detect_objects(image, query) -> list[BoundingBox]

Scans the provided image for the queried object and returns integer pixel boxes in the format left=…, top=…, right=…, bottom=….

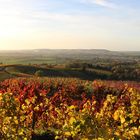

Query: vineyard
left=0, top=78, right=139, bottom=140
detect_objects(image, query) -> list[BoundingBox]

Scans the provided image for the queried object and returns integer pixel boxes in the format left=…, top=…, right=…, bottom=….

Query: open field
left=0, top=49, right=140, bottom=64
left=0, top=49, right=140, bottom=82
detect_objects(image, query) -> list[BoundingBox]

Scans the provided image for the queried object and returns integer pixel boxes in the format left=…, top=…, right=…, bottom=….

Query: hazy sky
left=0, top=0, right=140, bottom=51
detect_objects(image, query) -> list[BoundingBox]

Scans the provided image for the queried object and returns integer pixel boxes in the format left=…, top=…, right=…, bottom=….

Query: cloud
left=81, top=0, right=117, bottom=9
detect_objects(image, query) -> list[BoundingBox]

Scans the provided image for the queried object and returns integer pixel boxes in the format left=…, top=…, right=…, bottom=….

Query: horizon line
left=0, top=48, right=140, bottom=52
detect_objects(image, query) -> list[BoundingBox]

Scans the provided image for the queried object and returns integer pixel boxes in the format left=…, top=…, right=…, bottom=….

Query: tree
left=34, top=70, right=44, bottom=77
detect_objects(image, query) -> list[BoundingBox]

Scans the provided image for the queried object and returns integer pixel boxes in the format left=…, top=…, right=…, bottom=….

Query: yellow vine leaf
left=69, top=117, right=76, bottom=124
left=113, top=111, right=119, bottom=121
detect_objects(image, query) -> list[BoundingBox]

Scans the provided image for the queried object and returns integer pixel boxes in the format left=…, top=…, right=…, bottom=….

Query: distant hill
left=1, top=49, right=140, bottom=56
left=1, top=49, right=140, bottom=55
left=0, top=49, right=139, bottom=65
